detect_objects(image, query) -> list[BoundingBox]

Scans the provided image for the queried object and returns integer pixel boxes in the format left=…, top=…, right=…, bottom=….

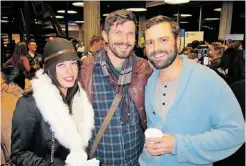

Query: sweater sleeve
left=173, top=84, right=245, bottom=165
left=11, top=97, right=52, bottom=166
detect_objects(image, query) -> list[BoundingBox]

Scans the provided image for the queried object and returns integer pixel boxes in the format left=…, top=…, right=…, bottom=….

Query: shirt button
left=163, top=93, right=166, bottom=96
left=162, top=102, right=165, bottom=105
left=153, top=111, right=156, bottom=115
left=164, top=85, right=167, bottom=88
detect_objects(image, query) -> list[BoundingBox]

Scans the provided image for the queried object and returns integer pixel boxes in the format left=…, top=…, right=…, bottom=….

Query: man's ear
left=102, top=30, right=108, bottom=43
left=176, top=35, right=181, bottom=49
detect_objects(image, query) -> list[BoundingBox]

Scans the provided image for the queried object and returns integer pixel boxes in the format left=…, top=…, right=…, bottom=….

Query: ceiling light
left=204, top=18, right=220, bottom=21
left=56, top=15, right=64, bottom=19
left=2, top=17, right=8, bottom=19
left=126, top=8, right=147, bottom=12
left=103, top=13, right=109, bottom=17
left=1, top=20, right=8, bottom=23
left=72, top=2, right=84, bottom=7
left=75, top=21, right=84, bottom=24
left=180, top=21, right=189, bottom=23
left=68, top=23, right=77, bottom=25
left=68, top=10, right=77, bottom=14
left=35, top=21, right=41, bottom=24
left=68, top=21, right=77, bottom=25
left=173, top=14, right=192, bottom=17
left=213, top=8, right=221, bottom=12
left=57, top=10, right=65, bottom=13
left=57, top=10, right=77, bottom=14
left=165, top=0, right=190, bottom=4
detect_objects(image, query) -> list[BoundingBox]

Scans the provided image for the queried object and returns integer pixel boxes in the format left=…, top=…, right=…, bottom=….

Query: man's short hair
left=144, top=15, right=180, bottom=39
left=191, top=40, right=200, bottom=49
left=104, top=9, right=137, bottom=33
left=1, top=66, right=26, bottom=89
left=28, top=38, right=36, bottom=44
left=90, top=36, right=103, bottom=47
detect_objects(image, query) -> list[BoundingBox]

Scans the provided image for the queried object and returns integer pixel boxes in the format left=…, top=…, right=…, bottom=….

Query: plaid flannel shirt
left=87, top=52, right=143, bottom=166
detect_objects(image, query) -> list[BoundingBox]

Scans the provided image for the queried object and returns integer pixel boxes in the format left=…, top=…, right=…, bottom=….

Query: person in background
left=1, top=66, right=31, bottom=165
left=48, top=36, right=55, bottom=41
left=77, top=41, right=85, bottom=58
left=11, top=38, right=95, bottom=166
left=139, top=15, right=244, bottom=166
left=79, top=9, right=153, bottom=166
left=205, top=40, right=210, bottom=47
left=186, top=53, right=198, bottom=62
left=133, top=44, right=147, bottom=59
left=190, top=40, right=199, bottom=54
left=3, top=42, right=38, bottom=78
left=82, top=36, right=104, bottom=58
left=27, top=39, right=43, bottom=69
left=208, top=42, right=227, bottom=81
left=182, top=47, right=191, bottom=56
left=221, top=47, right=245, bottom=84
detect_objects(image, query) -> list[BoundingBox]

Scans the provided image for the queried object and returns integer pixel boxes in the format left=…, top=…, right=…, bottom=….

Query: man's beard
left=147, top=43, right=178, bottom=69
left=108, top=41, right=134, bottom=59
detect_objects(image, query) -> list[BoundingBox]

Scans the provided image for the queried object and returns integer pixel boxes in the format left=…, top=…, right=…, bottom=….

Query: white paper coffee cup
left=144, top=128, right=163, bottom=143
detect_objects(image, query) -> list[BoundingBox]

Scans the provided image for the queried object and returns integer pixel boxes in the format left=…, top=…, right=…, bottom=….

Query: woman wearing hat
left=11, top=38, right=97, bottom=166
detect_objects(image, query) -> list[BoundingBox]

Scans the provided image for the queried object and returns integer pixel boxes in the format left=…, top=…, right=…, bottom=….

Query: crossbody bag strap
left=89, top=94, right=122, bottom=159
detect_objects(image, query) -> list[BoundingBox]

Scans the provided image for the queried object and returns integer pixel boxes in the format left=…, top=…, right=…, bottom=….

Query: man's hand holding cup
left=144, top=128, right=175, bottom=156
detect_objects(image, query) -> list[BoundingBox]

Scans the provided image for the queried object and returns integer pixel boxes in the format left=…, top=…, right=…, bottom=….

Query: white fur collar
left=31, top=69, right=94, bottom=164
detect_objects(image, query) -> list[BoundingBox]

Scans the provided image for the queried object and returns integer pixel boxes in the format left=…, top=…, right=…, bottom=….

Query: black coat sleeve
left=10, top=97, right=60, bottom=166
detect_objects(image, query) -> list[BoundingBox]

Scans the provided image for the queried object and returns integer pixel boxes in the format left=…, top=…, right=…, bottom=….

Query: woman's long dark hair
left=1, top=66, right=26, bottom=89
left=221, top=47, right=245, bottom=84
left=46, top=61, right=81, bottom=114
left=12, top=42, right=28, bottom=63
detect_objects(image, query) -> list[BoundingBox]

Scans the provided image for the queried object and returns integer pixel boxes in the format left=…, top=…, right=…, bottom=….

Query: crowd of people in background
left=1, top=9, right=245, bottom=166
left=182, top=39, right=245, bottom=85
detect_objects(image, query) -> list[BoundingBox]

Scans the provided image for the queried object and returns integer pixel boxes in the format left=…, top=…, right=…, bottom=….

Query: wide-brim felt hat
left=43, top=37, right=80, bottom=72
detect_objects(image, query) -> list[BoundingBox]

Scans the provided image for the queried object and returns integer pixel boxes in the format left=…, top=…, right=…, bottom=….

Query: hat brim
left=44, top=52, right=80, bottom=73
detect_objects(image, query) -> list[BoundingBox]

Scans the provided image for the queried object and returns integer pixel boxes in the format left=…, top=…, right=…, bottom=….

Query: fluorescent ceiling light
left=68, top=10, right=77, bottom=14
left=180, top=21, right=189, bottom=23
left=72, top=2, right=84, bottom=7
left=204, top=18, right=220, bottom=21
left=75, top=21, right=84, bottom=24
left=56, top=15, right=64, bottom=19
left=103, top=13, right=109, bottom=17
left=165, top=0, right=190, bottom=4
left=126, top=8, right=147, bottom=12
left=2, top=17, right=8, bottom=19
left=68, top=23, right=77, bottom=25
left=1, top=20, right=8, bottom=23
left=173, top=14, right=192, bottom=17
left=57, top=10, right=77, bottom=14
left=213, top=8, right=221, bottom=12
